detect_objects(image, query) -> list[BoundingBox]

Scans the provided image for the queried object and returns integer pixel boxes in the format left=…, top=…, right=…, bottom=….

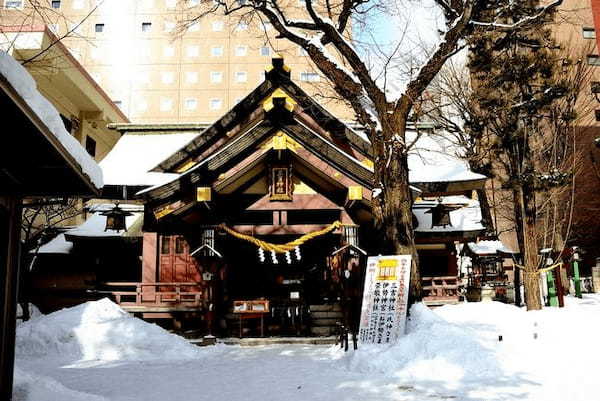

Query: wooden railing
left=96, top=282, right=204, bottom=309
left=421, top=276, right=461, bottom=302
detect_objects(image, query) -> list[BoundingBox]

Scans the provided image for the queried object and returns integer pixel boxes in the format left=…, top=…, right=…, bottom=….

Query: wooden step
left=311, top=318, right=340, bottom=327
left=310, top=311, right=343, bottom=319
left=309, top=304, right=342, bottom=312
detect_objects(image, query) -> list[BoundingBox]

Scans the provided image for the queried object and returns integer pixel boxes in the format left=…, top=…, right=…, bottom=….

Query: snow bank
left=13, top=367, right=108, bottom=401
left=341, top=303, right=502, bottom=387
left=16, top=298, right=202, bottom=362
left=0, top=51, right=102, bottom=188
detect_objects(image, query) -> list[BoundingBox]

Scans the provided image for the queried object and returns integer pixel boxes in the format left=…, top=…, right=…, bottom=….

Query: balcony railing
left=421, top=276, right=461, bottom=304
left=96, top=282, right=204, bottom=312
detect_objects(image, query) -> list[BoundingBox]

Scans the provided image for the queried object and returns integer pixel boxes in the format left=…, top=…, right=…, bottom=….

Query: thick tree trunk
left=520, top=185, right=543, bottom=311
left=371, top=117, right=421, bottom=304
left=468, top=162, right=495, bottom=233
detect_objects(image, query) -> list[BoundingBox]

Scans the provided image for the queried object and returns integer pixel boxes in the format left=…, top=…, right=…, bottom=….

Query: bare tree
left=178, top=0, right=561, bottom=301
left=425, top=36, right=594, bottom=309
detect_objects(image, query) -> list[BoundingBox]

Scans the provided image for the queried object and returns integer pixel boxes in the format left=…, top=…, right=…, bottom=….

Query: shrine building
left=34, top=57, right=490, bottom=337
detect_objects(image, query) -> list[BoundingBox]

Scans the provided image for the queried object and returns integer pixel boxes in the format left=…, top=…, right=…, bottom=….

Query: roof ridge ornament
left=265, top=55, right=291, bottom=81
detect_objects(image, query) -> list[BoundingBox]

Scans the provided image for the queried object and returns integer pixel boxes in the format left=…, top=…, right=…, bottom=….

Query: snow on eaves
left=0, top=51, right=103, bottom=189
left=99, top=132, right=199, bottom=187
left=467, top=240, right=515, bottom=256
left=408, top=132, right=486, bottom=183
left=36, top=204, right=143, bottom=254
left=413, top=195, right=484, bottom=233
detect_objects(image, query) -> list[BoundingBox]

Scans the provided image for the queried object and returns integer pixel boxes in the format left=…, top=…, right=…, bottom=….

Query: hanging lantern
left=100, top=202, right=133, bottom=232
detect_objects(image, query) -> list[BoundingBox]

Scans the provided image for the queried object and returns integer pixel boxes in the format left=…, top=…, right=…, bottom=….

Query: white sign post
left=358, top=255, right=411, bottom=344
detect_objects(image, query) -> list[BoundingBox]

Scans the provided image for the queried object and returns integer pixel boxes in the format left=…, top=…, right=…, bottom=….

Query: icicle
left=258, top=247, right=265, bottom=262
left=285, top=251, right=292, bottom=264
left=294, top=246, right=301, bottom=261
left=271, top=250, right=278, bottom=264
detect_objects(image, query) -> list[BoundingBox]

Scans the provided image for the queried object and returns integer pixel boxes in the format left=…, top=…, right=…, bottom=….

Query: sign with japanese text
left=358, top=255, right=411, bottom=344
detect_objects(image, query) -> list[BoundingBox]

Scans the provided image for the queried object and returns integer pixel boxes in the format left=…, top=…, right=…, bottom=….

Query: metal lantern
left=100, top=203, right=133, bottom=232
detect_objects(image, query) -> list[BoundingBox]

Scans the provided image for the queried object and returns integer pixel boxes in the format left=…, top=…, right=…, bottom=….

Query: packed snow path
left=14, top=296, right=600, bottom=401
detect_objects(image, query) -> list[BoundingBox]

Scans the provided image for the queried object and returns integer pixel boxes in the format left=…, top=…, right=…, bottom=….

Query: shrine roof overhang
left=150, top=57, right=372, bottom=175
left=137, top=119, right=376, bottom=203
left=415, top=229, right=484, bottom=242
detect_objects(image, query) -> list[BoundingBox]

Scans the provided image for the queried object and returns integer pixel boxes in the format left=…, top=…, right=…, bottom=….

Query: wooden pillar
left=141, top=232, right=158, bottom=302
left=0, top=196, right=22, bottom=401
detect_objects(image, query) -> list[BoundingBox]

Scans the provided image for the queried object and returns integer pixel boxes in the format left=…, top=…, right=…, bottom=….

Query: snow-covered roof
left=413, top=195, right=484, bottom=233
left=0, top=51, right=103, bottom=188
left=347, top=127, right=486, bottom=184
left=99, top=132, right=199, bottom=187
left=36, top=234, right=73, bottom=254
left=467, top=240, right=515, bottom=256
left=408, top=133, right=486, bottom=183
left=36, top=204, right=143, bottom=254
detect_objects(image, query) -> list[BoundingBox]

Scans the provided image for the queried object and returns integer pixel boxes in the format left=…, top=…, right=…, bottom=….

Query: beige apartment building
left=1, top=0, right=351, bottom=123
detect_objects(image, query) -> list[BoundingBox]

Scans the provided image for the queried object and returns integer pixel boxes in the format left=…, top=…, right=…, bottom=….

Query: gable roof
left=152, top=57, right=371, bottom=175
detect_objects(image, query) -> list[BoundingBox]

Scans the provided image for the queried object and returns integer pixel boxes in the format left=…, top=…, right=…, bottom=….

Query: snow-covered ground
left=13, top=296, right=600, bottom=401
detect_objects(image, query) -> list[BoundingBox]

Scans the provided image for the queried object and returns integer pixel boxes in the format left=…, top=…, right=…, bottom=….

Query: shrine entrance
left=219, top=233, right=345, bottom=337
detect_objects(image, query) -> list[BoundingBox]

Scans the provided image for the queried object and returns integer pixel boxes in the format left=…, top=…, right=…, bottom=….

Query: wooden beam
left=0, top=196, right=22, bottom=401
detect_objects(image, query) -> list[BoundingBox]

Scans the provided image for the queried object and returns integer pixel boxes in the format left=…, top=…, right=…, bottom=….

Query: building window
left=211, top=46, right=223, bottom=57
left=85, top=136, right=97, bottom=158
left=210, top=71, right=223, bottom=83
left=166, top=0, right=176, bottom=8
left=260, top=46, right=271, bottom=56
left=161, top=236, right=170, bottom=254
left=212, top=21, right=224, bottom=31
left=185, top=98, right=198, bottom=110
left=160, top=97, right=173, bottom=111
left=235, top=97, right=243, bottom=104
left=48, top=24, right=59, bottom=34
left=137, top=71, right=150, bottom=85
left=141, top=22, right=152, bottom=32
left=175, top=237, right=185, bottom=254
left=262, top=22, right=272, bottom=31
left=188, top=0, right=199, bottom=6
left=238, top=0, right=247, bottom=5
left=587, top=55, right=600, bottom=66
left=235, top=22, right=248, bottom=32
left=91, top=72, right=101, bottom=83
left=210, top=98, right=222, bottom=110
left=90, top=47, right=100, bottom=60
left=186, top=45, right=199, bottom=57
left=298, top=46, right=308, bottom=56
left=95, top=23, right=104, bottom=33
left=188, top=21, right=200, bottom=32
left=235, top=45, right=247, bottom=56
left=4, top=0, right=23, bottom=7
left=72, top=0, right=83, bottom=9
left=69, top=23, right=84, bottom=36
left=163, top=46, right=175, bottom=57
left=136, top=99, right=148, bottom=112
left=164, top=21, right=175, bottom=32
left=300, top=72, right=320, bottom=82
left=51, top=0, right=61, bottom=9
left=161, top=71, right=174, bottom=84
left=113, top=100, right=123, bottom=109
left=235, top=71, right=247, bottom=83
left=583, top=27, right=596, bottom=39
left=259, top=71, right=266, bottom=81
left=186, top=71, right=198, bottom=84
